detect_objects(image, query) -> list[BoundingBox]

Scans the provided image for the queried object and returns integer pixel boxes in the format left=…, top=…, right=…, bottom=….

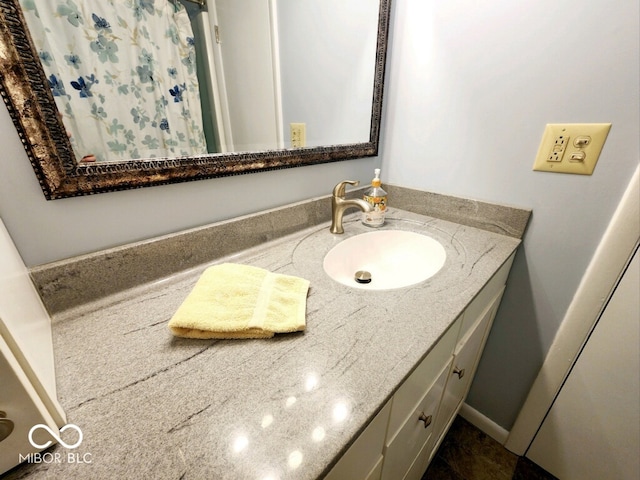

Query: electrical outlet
left=548, top=133, right=569, bottom=162
left=533, top=123, right=611, bottom=175
left=290, top=123, right=306, bottom=148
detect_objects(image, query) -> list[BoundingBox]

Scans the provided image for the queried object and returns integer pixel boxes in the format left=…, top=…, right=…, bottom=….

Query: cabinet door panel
left=458, top=253, right=514, bottom=342
left=381, top=362, right=449, bottom=480
left=388, top=315, right=460, bottom=440
left=430, top=289, right=502, bottom=452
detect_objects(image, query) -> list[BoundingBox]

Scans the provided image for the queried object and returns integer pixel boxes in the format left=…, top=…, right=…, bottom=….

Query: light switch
left=532, top=123, right=611, bottom=175
left=290, top=123, right=306, bottom=148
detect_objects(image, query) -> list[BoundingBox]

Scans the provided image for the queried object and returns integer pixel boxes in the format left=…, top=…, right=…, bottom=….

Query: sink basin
left=323, top=230, right=446, bottom=290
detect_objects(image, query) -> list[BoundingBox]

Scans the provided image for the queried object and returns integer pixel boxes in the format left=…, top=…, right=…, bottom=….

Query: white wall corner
left=459, top=402, right=509, bottom=445
left=504, top=164, right=640, bottom=456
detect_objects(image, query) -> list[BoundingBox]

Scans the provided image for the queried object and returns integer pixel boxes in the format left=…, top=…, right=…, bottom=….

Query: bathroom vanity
left=326, top=247, right=513, bottom=480
left=6, top=198, right=526, bottom=480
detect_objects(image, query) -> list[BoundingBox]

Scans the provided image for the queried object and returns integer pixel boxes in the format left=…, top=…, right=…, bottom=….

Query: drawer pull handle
left=453, top=367, right=465, bottom=379
left=418, top=413, right=432, bottom=428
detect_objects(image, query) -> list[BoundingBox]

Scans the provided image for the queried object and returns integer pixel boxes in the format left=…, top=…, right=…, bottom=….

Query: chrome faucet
left=330, top=180, right=373, bottom=234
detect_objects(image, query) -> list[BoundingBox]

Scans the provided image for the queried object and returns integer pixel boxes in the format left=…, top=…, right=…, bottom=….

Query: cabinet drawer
left=381, top=361, right=450, bottom=480
left=458, top=252, right=514, bottom=343
left=387, top=314, right=461, bottom=439
left=325, top=399, right=391, bottom=480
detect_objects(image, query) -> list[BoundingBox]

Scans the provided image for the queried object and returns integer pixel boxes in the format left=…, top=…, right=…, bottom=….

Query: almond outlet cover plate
left=290, top=123, right=306, bottom=148
left=533, top=123, right=611, bottom=175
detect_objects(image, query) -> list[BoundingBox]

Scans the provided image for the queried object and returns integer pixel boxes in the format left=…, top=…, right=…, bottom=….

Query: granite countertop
left=8, top=208, right=520, bottom=480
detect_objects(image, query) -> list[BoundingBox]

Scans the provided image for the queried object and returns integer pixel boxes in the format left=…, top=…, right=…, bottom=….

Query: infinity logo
left=28, top=424, right=83, bottom=450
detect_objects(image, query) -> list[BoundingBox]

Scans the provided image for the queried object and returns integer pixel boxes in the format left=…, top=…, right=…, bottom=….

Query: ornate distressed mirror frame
left=0, top=0, right=390, bottom=199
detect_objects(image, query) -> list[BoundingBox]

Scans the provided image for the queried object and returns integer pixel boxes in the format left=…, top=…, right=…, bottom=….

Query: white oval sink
left=323, top=230, right=446, bottom=290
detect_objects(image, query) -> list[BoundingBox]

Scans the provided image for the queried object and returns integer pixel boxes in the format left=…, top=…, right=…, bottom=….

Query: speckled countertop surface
left=7, top=208, right=520, bottom=480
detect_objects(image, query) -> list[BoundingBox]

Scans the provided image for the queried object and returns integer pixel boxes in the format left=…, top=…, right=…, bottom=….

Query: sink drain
left=354, top=270, right=372, bottom=284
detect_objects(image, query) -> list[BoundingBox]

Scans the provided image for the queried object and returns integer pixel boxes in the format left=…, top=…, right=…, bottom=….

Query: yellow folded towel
left=168, top=263, right=310, bottom=339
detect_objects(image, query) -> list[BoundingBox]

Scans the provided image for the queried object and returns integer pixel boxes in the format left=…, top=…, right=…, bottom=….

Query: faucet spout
left=330, top=180, right=373, bottom=234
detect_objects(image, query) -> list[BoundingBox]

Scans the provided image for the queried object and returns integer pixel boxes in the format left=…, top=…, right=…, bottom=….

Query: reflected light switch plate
left=290, top=123, right=306, bottom=148
left=532, top=123, right=611, bottom=175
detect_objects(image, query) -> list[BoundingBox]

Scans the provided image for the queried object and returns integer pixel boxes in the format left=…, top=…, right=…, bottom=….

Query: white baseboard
left=459, top=403, right=509, bottom=445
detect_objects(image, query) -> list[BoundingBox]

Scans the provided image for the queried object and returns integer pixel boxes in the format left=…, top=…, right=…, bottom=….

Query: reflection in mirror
left=0, top=0, right=390, bottom=198
left=20, top=0, right=208, bottom=163
left=192, top=0, right=381, bottom=154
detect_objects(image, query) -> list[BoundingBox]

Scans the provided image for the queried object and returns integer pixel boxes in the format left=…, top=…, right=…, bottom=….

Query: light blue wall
left=381, top=0, right=639, bottom=428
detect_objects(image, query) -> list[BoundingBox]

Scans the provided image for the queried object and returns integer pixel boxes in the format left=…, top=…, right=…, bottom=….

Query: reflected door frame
left=208, top=0, right=283, bottom=152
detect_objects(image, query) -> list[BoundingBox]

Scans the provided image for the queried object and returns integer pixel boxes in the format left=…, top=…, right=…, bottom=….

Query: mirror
left=0, top=0, right=390, bottom=199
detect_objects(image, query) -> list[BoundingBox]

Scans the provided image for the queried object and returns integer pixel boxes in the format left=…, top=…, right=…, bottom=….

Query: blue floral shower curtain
left=20, top=0, right=207, bottom=162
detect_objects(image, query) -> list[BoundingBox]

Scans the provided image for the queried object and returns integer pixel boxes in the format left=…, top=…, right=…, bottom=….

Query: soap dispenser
left=362, top=168, right=387, bottom=227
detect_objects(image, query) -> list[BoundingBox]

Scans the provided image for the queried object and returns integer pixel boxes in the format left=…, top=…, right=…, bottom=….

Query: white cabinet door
left=527, top=248, right=639, bottom=480
left=430, top=289, right=503, bottom=453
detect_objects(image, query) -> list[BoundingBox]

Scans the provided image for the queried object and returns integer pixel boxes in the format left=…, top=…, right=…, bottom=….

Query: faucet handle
left=333, top=180, right=360, bottom=198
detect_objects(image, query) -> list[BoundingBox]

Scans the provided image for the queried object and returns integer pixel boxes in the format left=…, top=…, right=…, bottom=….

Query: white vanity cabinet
left=325, top=253, right=515, bottom=480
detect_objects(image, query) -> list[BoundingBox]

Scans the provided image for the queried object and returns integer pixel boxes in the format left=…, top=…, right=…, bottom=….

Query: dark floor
left=422, top=416, right=558, bottom=480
